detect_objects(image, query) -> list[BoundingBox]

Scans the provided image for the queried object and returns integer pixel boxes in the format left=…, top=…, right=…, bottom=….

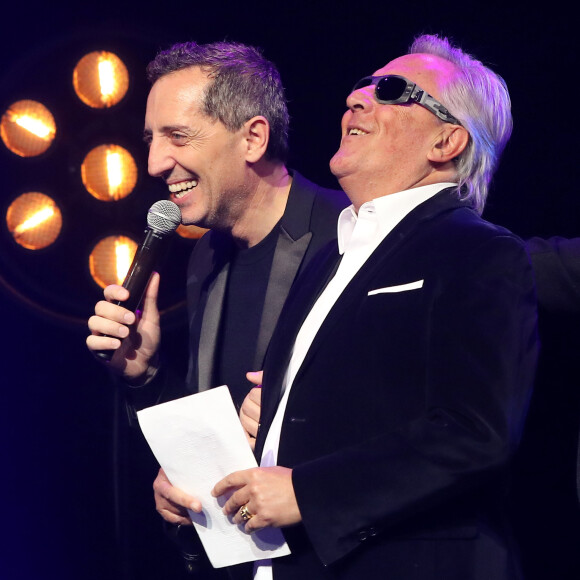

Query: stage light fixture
left=6, top=192, right=62, bottom=250
left=89, top=235, right=139, bottom=288
left=81, top=144, right=138, bottom=201
left=73, top=51, right=129, bottom=109
left=0, top=32, right=196, bottom=326
left=0, top=100, right=56, bottom=157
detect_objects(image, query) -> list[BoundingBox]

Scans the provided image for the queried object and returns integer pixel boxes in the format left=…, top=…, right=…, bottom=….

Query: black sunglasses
left=352, top=74, right=461, bottom=126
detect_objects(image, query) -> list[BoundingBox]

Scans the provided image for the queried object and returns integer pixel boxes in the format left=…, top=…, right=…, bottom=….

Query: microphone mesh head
left=147, top=200, right=182, bottom=234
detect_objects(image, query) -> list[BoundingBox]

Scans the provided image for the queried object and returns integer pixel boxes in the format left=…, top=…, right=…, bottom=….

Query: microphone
left=95, top=200, right=182, bottom=362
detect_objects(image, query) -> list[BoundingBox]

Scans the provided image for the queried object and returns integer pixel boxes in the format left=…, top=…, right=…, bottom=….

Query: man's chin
left=329, top=156, right=342, bottom=179
left=180, top=212, right=208, bottom=230
left=329, top=151, right=352, bottom=180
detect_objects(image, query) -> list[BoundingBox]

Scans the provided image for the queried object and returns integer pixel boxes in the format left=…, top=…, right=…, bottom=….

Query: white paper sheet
left=137, top=385, right=290, bottom=568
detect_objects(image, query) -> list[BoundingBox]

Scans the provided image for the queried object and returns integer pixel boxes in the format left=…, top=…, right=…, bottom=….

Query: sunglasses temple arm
left=418, top=91, right=459, bottom=124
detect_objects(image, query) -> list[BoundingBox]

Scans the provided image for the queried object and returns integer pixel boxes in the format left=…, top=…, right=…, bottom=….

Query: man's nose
left=147, top=138, right=174, bottom=178
left=346, top=84, right=374, bottom=112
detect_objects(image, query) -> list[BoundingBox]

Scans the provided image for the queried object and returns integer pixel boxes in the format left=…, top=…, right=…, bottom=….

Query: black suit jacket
left=183, top=171, right=348, bottom=395
left=255, top=190, right=538, bottom=580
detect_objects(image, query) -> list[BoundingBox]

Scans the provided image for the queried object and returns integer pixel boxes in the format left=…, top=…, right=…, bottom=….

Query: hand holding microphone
left=87, top=200, right=181, bottom=370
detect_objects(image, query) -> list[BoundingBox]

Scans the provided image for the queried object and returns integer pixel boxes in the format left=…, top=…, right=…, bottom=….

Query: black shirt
left=214, top=224, right=279, bottom=409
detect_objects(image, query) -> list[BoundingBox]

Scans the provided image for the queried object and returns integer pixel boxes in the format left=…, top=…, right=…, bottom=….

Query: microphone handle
left=94, top=228, right=167, bottom=362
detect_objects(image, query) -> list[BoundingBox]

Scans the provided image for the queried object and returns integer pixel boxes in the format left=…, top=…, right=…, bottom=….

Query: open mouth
left=348, top=127, right=369, bottom=136
left=168, top=179, right=198, bottom=199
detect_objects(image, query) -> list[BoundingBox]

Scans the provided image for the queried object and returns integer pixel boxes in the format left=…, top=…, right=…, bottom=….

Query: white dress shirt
left=253, top=182, right=456, bottom=579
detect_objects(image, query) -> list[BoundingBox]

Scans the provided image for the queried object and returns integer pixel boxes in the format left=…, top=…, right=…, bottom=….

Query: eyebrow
left=142, top=124, right=192, bottom=140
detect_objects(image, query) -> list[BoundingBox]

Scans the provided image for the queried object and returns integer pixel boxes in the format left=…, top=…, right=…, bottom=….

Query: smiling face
left=329, top=53, right=459, bottom=209
left=144, top=66, right=252, bottom=229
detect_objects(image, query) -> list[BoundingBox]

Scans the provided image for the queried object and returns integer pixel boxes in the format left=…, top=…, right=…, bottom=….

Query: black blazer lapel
left=256, top=241, right=341, bottom=458
left=251, top=171, right=325, bottom=370
left=253, top=227, right=312, bottom=370
left=197, top=261, right=229, bottom=392
left=185, top=231, right=234, bottom=394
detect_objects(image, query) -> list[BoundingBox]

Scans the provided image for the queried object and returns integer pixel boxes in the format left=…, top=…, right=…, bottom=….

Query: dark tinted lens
left=352, top=77, right=373, bottom=92
left=375, top=76, right=408, bottom=103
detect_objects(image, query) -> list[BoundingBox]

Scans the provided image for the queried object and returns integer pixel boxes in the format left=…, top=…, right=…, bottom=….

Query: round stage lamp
left=6, top=192, right=62, bottom=250
left=1, top=100, right=56, bottom=157
left=176, top=224, right=208, bottom=239
left=89, top=235, right=138, bottom=288
left=73, top=51, right=129, bottom=108
left=81, top=144, right=138, bottom=201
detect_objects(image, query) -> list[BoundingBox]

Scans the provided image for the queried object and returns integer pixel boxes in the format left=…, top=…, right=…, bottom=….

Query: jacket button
left=358, top=530, right=368, bottom=542
left=289, top=416, right=306, bottom=423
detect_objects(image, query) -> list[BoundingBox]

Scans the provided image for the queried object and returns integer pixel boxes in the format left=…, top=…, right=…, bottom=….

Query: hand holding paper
left=137, top=385, right=290, bottom=568
left=212, top=465, right=301, bottom=532
left=153, top=467, right=199, bottom=525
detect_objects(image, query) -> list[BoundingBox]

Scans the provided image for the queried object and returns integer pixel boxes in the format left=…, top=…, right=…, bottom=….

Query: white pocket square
left=368, top=280, right=424, bottom=295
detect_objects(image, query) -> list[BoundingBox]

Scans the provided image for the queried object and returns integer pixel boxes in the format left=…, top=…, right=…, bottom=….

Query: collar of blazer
left=279, top=170, right=320, bottom=241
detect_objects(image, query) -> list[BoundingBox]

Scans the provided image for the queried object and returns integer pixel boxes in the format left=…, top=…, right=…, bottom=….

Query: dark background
left=0, top=2, right=578, bottom=579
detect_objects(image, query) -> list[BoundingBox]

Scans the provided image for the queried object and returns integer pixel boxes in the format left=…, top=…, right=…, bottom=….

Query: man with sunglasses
left=204, top=34, right=538, bottom=579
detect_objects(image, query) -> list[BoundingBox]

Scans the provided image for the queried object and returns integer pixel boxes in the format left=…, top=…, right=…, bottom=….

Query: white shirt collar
left=337, top=183, right=457, bottom=255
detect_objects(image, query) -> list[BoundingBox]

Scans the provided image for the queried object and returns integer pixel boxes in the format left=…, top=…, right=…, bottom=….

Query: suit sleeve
left=291, top=235, right=538, bottom=565
left=526, top=236, right=580, bottom=312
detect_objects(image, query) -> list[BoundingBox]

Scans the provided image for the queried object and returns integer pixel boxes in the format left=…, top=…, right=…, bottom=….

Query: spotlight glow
left=14, top=206, right=55, bottom=234
left=1, top=100, right=56, bottom=157
left=73, top=51, right=129, bottom=108
left=106, top=150, right=123, bottom=190
left=98, top=57, right=116, bottom=98
left=114, top=238, right=133, bottom=284
left=89, top=235, right=138, bottom=288
left=6, top=193, right=62, bottom=249
left=13, top=114, right=53, bottom=139
left=81, top=144, right=137, bottom=201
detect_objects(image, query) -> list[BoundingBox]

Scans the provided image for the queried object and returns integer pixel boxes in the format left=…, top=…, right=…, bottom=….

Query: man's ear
left=427, top=125, right=469, bottom=163
left=244, top=116, right=270, bottom=163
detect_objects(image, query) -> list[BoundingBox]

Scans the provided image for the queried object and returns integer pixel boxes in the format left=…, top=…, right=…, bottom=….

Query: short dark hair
left=147, top=41, right=289, bottom=163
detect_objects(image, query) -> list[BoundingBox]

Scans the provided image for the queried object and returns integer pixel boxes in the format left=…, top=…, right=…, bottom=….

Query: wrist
left=124, top=351, right=160, bottom=388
